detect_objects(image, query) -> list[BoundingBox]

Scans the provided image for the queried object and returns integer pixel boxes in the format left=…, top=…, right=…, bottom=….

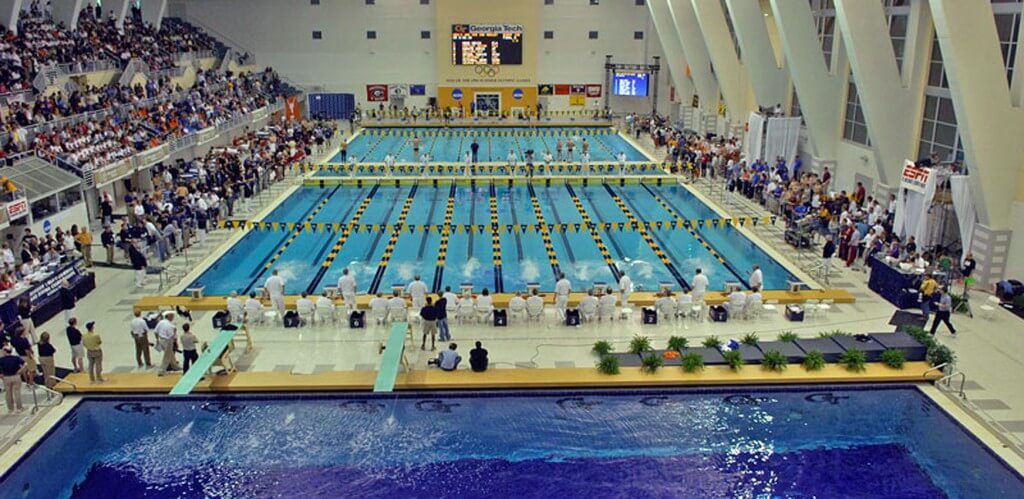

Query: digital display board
left=612, top=71, right=649, bottom=97
left=451, top=24, right=523, bottom=65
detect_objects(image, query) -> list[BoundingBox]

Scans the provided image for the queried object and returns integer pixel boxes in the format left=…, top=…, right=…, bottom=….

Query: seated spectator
left=469, top=341, right=488, bottom=372
left=432, top=343, right=461, bottom=371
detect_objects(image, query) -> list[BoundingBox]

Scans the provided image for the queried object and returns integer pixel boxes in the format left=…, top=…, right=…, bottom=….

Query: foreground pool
left=3, top=386, right=1021, bottom=498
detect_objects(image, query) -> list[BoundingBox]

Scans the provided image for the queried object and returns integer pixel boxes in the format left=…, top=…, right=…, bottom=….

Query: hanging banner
left=366, top=84, right=388, bottom=102
left=388, top=84, right=408, bottom=100
left=284, top=96, right=301, bottom=121
left=585, top=84, right=602, bottom=98
left=554, top=84, right=571, bottom=95
left=570, top=84, right=586, bottom=95
left=900, top=160, right=931, bottom=193
left=6, top=198, right=28, bottom=221
left=538, top=84, right=553, bottom=96
left=569, top=95, right=585, bottom=106
left=409, top=84, right=426, bottom=96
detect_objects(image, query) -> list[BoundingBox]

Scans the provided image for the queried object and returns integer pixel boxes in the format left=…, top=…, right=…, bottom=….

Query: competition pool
left=184, top=181, right=796, bottom=297
left=330, top=126, right=650, bottom=164
left=3, top=387, right=1022, bottom=498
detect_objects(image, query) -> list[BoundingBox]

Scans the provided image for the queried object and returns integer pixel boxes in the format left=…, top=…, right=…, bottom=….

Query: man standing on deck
left=470, top=139, right=480, bottom=163
left=543, top=150, right=553, bottom=175
left=407, top=275, right=428, bottom=311
left=618, top=272, right=633, bottom=307
left=556, top=138, right=564, bottom=162
left=617, top=151, right=627, bottom=176
left=155, top=312, right=180, bottom=376
left=749, top=265, right=763, bottom=291
left=507, top=149, right=518, bottom=176
left=555, top=273, right=571, bottom=319
left=581, top=151, right=591, bottom=175
left=338, top=268, right=357, bottom=313
left=383, top=153, right=395, bottom=177
left=691, top=268, right=709, bottom=303
left=265, top=269, right=286, bottom=318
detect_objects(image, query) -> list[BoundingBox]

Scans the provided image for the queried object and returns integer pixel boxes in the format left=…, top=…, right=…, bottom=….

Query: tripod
left=806, top=257, right=835, bottom=285
left=954, top=278, right=974, bottom=318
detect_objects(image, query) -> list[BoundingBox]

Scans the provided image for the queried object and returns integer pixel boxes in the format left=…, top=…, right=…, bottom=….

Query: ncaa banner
left=585, top=84, right=602, bottom=98
left=900, top=160, right=931, bottom=193
left=366, top=84, right=388, bottom=102
left=389, top=84, right=409, bottom=99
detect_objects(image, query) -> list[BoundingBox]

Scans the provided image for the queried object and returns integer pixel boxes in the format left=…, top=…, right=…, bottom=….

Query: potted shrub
left=723, top=349, right=743, bottom=371
left=927, top=344, right=956, bottom=367
left=667, top=336, right=688, bottom=351
left=592, top=340, right=613, bottom=356
left=839, top=349, right=867, bottom=372
left=641, top=353, right=664, bottom=373
left=761, top=350, right=788, bottom=372
left=818, top=329, right=851, bottom=338
left=702, top=336, right=722, bottom=349
left=681, top=352, right=704, bottom=373
left=596, top=355, right=620, bottom=375
left=629, top=334, right=653, bottom=354
left=802, top=350, right=826, bottom=371
left=881, top=348, right=905, bottom=369
left=778, top=331, right=799, bottom=342
left=740, top=333, right=760, bottom=346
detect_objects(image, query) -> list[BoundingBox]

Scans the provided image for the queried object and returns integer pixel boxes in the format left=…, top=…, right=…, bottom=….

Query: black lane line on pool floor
left=304, top=184, right=380, bottom=294
left=431, top=184, right=457, bottom=293
left=303, top=187, right=368, bottom=293
left=610, top=184, right=691, bottom=291
left=601, top=183, right=688, bottom=291
left=506, top=186, right=525, bottom=262
left=640, top=183, right=750, bottom=289
left=565, top=183, right=622, bottom=283
left=542, top=185, right=577, bottom=265
left=368, top=185, right=419, bottom=295
left=488, top=182, right=504, bottom=293
left=362, top=186, right=407, bottom=264
left=416, top=185, right=441, bottom=261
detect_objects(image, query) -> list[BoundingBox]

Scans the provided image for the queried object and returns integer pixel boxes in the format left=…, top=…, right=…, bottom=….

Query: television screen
left=451, top=24, right=523, bottom=65
left=612, top=71, right=649, bottom=97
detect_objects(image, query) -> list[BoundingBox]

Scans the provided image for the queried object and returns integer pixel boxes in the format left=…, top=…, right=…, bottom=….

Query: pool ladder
left=923, top=363, right=966, bottom=399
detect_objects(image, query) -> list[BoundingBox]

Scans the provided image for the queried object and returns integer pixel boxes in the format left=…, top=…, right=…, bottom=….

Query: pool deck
left=54, top=361, right=940, bottom=394
left=133, top=289, right=855, bottom=314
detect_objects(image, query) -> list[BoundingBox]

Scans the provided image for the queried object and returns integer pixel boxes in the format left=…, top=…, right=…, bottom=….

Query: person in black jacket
left=128, top=241, right=147, bottom=288
left=60, top=280, right=76, bottom=323
left=101, top=226, right=115, bottom=265
left=469, top=341, right=488, bottom=372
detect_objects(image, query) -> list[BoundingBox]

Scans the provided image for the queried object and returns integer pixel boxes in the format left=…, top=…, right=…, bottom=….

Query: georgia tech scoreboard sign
left=900, top=160, right=931, bottom=193
left=453, top=24, right=524, bottom=34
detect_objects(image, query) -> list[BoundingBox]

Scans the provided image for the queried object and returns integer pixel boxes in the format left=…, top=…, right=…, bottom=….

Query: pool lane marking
left=368, top=184, right=420, bottom=294
left=612, top=185, right=694, bottom=291
left=243, top=188, right=333, bottom=280
left=577, top=185, right=628, bottom=260
left=640, top=183, right=750, bottom=289
left=244, top=186, right=340, bottom=295
left=362, top=186, right=407, bottom=262
left=563, top=183, right=622, bottom=282
left=505, top=185, right=525, bottom=261
left=541, top=186, right=578, bottom=264
left=359, top=133, right=386, bottom=162
left=488, top=182, right=504, bottom=293
left=306, top=187, right=368, bottom=276
left=303, top=184, right=381, bottom=294
left=416, top=185, right=441, bottom=261
left=602, top=183, right=688, bottom=291
left=526, top=183, right=562, bottom=279
left=431, top=184, right=457, bottom=293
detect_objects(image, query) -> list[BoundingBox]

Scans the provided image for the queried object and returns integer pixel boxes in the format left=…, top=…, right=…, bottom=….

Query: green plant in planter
left=596, top=355, right=620, bottom=375
left=640, top=353, right=664, bottom=373
left=802, top=350, right=826, bottom=371
left=839, top=349, right=867, bottom=372
left=778, top=331, right=799, bottom=342
left=680, top=352, right=704, bottom=373
left=722, top=349, right=743, bottom=370
left=818, top=329, right=851, bottom=338
left=592, top=340, right=613, bottom=356
left=667, top=336, right=689, bottom=351
left=740, top=333, right=760, bottom=346
left=927, top=344, right=956, bottom=367
left=629, top=334, right=653, bottom=354
left=761, top=350, right=788, bottom=372
left=702, top=336, right=722, bottom=349
left=881, top=348, right=906, bottom=369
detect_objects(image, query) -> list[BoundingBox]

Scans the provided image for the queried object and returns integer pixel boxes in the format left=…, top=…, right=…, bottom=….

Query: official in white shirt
left=296, top=292, right=314, bottom=325
left=226, top=291, right=244, bottom=323
left=369, top=292, right=390, bottom=324
left=337, top=268, right=357, bottom=312
left=264, top=269, right=286, bottom=317
left=554, top=273, right=571, bottom=318
left=155, top=312, right=179, bottom=375
left=129, top=310, right=152, bottom=369
left=618, top=273, right=633, bottom=306
left=691, top=268, right=709, bottom=303
left=244, top=292, right=263, bottom=324
left=406, top=275, right=428, bottom=310
left=315, top=292, right=336, bottom=324
left=508, top=293, right=527, bottom=320
left=749, top=265, right=763, bottom=292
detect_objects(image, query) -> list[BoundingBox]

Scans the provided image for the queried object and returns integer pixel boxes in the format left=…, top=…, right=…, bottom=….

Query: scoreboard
left=612, top=71, right=649, bottom=97
left=451, top=24, right=523, bottom=65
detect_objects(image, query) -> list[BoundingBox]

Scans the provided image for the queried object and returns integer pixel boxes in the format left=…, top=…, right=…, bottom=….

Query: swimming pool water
left=333, top=127, right=650, bottom=163
left=3, top=386, right=1021, bottom=498
left=186, top=183, right=794, bottom=296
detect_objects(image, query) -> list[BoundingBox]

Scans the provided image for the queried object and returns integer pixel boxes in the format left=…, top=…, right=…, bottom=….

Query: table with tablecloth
left=0, top=259, right=96, bottom=338
left=868, top=257, right=922, bottom=309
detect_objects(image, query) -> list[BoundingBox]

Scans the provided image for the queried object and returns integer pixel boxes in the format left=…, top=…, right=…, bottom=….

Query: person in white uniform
left=508, top=292, right=527, bottom=321
left=264, top=269, right=286, bottom=318
left=618, top=273, right=633, bottom=306
left=691, top=268, right=709, bottom=303
left=406, top=275, right=428, bottom=310
left=554, top=273, right=571, bottom=319
left=226, top=291, right=244, bottom=323
left=369, top=293, right=390, bottom=324
left=387, top=291, right=408, bottom=322
left=598, top=290, right=617, bottom=321
left=617, top=151, right=627, bottom=176
left=383, top=153, right=395, bottom=177
left=296, top=292, right=315, bottom=326
left=337, top=268, right=357, bottom=313
left=315, top=292, right=336, bottom=324
left=526, top=289, right=545, bottom=321
left=244, top=292, right=263, bottom=325
left=749, top=265, right=763, bottom=291
left=579, top=289, right=599, bottom=322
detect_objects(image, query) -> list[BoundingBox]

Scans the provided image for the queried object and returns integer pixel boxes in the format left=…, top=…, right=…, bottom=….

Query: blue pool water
left=3, top=387, right=1021, bottom=498
left=332, top=127, right=650, bottom=163
left=186, top=183, right=794, bottom=296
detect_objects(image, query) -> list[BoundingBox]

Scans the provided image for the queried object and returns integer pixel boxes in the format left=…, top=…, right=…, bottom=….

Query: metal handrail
left=938, top=371, right=967, bottom=399
left=48, top=375, right=77, bottom=392
left=922, top=362, right=949, bottom=377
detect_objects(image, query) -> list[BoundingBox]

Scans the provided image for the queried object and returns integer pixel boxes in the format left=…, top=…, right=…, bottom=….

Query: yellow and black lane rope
left=304, top=184, right=380, bottom=292
left=526, top=183, right=562, bottom=279
left=640, top=183, right=750, bottom=288
left=563, top=183, right=621, bottom=282
left=431, top=184, right=457, bottom=292
left=488, top=183, right=504, bottom=293
left=368, top=184, right=419, bottom=294
left=602, top=183, right=689, bottom=290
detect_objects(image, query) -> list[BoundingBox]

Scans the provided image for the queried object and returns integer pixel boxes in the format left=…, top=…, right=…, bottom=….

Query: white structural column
left=834, top=0, right=930, bottom=186
left=930, top=0, right=1024, bottom=285
left=690, top=0, right=753, bottom=122
left=667, top=0, right=719, bottom=120
left=50, top=0, right=83, bottom=30
left=648, top=0, right=695, bottom=113
left=769, top=0, right=847, bottom=162
left=0, top=0, right=22, bottom=33
left=105, top=0, right=131, bottom=30
left=142, top=0, right=166, bottom=30
left=725, top=0, right=790, bottom=109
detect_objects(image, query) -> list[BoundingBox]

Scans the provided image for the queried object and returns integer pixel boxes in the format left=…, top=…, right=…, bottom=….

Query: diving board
left=169, top=325, right=241, bottom=395
left=374, top=322, right=411, bottom=392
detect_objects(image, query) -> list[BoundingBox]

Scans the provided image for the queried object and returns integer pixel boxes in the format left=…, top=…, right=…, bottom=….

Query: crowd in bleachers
left=1, top=75, right=175, bottom=130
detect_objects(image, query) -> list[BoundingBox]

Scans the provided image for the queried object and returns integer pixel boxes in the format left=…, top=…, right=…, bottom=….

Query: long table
left=868, top=257, right=921, bottom=309
left=0, top=259, right=96, bottom=337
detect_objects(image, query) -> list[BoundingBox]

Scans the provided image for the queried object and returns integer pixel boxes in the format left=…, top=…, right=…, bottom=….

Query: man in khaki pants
left=155, top=312, right=180, bottom=376
left=83, top=321, right=106, bottom=383
left=130, top=310, right=153, bottom=368
left=0, top=345, right=26, bottom=413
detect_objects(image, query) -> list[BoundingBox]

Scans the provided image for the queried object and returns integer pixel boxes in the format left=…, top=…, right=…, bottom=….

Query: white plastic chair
left=371, top=308, right=388, bottom=325
left=804, top=299, right=820, bottom=318
left=746, top=297, right=763, bottom=319
left=656, top=301, right=677, bottom=323
left=675, top=295, right=693, bottom=321
left=817, top=298, right=834, bottom=315
left=456, top=299, right=475, bottom=324
left=598, top=302, right=616, bottom=322
left=762, top=299, right=779, bottom=316
left=476, top=306, right=493, bottom=324
left=388, top=304, right=408, bottom=323
left=979, top=295, right=1001, bottom=320
left=579, top=301, right=598, bottom=322
left=526, top=301, right=545, bottom=322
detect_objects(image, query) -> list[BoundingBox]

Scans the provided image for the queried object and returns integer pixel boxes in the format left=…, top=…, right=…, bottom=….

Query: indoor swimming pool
left=184, top=182, right=795, bottom=297
left=330, top=126, right=651, bottom=163
left=3, top=387, right=1021, bottom=498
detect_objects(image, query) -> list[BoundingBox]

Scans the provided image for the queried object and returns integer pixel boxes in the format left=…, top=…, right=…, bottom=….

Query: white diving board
left=168, top=325, right=240, bottom=395
left=374, top=322, right=410, bottom=392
